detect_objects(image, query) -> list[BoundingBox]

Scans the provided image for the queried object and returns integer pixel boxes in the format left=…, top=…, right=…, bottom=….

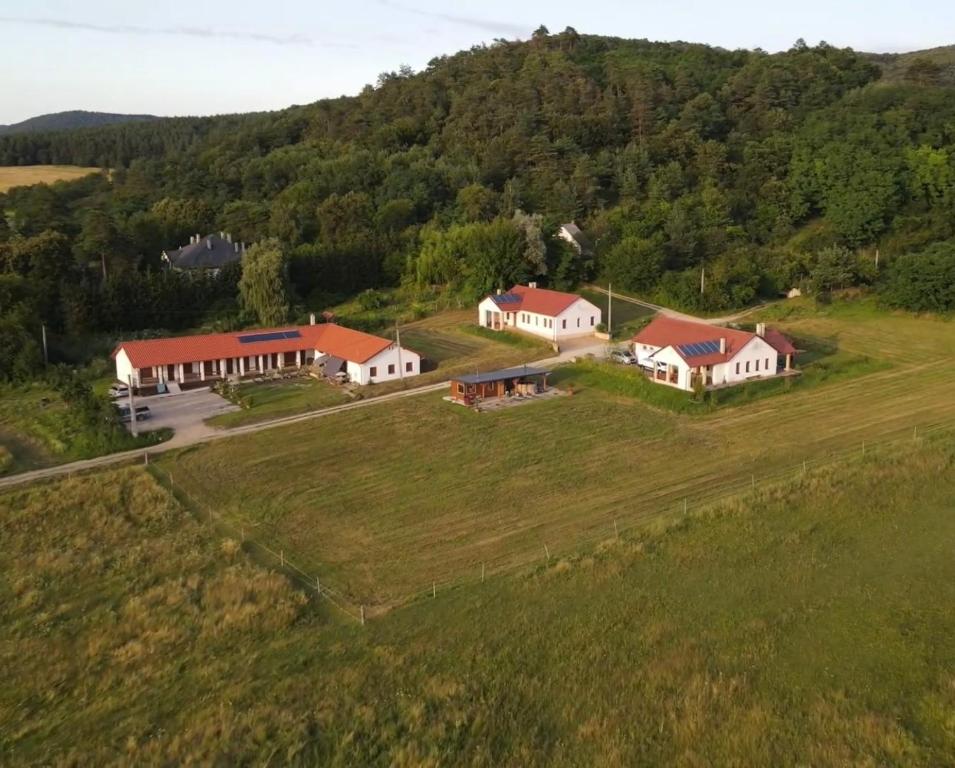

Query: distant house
left=113, top=319, right=420, bottom=392
left=162, top=232, right=246, bottom=273
left=449, top=366, right=551, bottom=406
left=631, top=315, right=796, bottom=391
left=477, top=283, right=602, bottom=342
left=558, top=222, right=594, bottom=256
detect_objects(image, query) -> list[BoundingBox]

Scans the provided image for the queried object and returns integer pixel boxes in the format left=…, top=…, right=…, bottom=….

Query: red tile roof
left=762, top=328, right=797, bottom=355
left=489, top=284, right=587, bottom=317
left=113, top=323, right=395, bottom=369
left=632, top=315, right=793, bottom=366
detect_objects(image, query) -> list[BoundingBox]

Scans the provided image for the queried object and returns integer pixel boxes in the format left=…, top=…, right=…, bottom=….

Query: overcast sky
left=1, top=0, right=950, bottom=124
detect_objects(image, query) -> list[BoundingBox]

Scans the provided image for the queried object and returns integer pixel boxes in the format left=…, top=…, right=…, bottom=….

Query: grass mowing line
left=389, top=421, right=955, bottom=613
left=147, top=461, right=363, bottom=622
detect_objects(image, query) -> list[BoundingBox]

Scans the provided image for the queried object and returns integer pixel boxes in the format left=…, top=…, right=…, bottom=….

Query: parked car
left=108, top=384, right=130, bottom=398
left=610, top=349, right=636, bottom=365
left=116, top=404, right=151, bottom=423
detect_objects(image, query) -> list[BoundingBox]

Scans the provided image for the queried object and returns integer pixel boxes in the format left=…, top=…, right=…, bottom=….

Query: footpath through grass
left=4, top=435, right=955, bottom=764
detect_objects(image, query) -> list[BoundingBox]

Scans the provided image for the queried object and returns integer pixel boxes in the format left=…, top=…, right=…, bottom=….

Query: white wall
left=114, top=348, right=135, bottom=386
left=350, top=344, right=422, bottom=385
left=648, top=346, right=691, bottom=389
left=633, top=341, right=662, bottom=368
left=717, top=337, right=779, bottom=386
left=554, top=298, right=601, bottom=339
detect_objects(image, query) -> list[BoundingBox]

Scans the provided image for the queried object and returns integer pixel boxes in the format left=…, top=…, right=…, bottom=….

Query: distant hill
left=0, top=110, right=157, bottom=136
left=866, top=45, right=955, bottom=86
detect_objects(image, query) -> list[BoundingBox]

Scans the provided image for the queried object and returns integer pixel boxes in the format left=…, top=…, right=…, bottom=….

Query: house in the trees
left=449, top=366, right=551, bottom=406
left=557, top=222, right=594, bottom=256
left=162, top=232, right=246, bottom=273
left=631, top=315, right=796, bottom=392
left=477, top=283, right=602, bottom=343
left=113, top=319, right=420, bottom=393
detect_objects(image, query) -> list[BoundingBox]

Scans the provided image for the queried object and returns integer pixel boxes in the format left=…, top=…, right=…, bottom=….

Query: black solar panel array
left=492, top=293, right=521, bottom=304
left=237, top=330, right=303, bottom=344
left=677, top=339, right=722, bottom=357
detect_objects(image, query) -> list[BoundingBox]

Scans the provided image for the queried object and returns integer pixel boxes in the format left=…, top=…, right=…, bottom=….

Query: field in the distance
left=0, top=165, right=100, bottom=192
left=5, top=436, right=955, bottom=764
left=159, top=299, right=955, bottom=607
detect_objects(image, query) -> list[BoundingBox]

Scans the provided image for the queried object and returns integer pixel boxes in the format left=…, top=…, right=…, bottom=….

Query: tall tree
left=239, top=239, right=291, bottom=326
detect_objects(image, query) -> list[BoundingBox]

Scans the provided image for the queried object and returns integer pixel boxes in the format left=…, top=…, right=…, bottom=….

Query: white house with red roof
left=631, top=315, right=796, bottom=391
left=477, top=283, right=602, bottom=342
left=112, top=320, right=420, bottom=392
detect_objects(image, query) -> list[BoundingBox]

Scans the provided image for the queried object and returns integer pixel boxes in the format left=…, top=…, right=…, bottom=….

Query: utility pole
left=875, top=248, right=880, bottom=270
left=101, top=253, right=108, bottom=281
left=607, top=282, right=613, bottom=338
left=127, top=374, right=137, bottom=438
left=396, top=320, right=404, bottom=381
left=700, top=264, right=705, bottom=295
left=41, top=323, right=48, bottom=365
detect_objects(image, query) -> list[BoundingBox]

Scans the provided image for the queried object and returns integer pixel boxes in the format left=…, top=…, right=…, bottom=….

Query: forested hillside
left=0, top=110, right=157, bottom=137
left=2, top=29, right=955, bottom=379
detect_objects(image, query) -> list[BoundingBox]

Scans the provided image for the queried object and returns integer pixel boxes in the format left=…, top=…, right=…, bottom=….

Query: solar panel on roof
left=493, top=293, right=521, bottom=304
left=238, top=330, right=302, bottom=344
left=678, top=339, right=722, bottom=357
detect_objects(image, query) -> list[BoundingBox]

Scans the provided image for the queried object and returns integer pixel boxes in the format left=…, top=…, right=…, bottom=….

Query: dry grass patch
left=0, top=164, right=100, bottom=192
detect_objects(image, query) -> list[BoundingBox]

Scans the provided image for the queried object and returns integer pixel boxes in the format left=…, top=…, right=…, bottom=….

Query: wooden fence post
left=360, top=605, right=365, bottom=626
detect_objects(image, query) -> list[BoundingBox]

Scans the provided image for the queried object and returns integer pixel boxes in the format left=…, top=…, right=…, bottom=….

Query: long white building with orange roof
left=112, top=319, right=420, bottom=392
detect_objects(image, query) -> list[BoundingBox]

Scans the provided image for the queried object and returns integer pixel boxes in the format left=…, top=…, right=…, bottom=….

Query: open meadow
left=158, top=299, right=955, bottom=608
left=0, top=165, right=100, bottom=192
left=4, top=431, right=955, bottom=764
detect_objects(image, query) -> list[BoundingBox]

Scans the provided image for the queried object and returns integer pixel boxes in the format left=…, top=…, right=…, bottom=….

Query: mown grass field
left=159, top=299, right=955, bottom=607
left=5, top=435, right=955, bottom=764
left=0, top=164, right=100, bottom=192
left=579, top=287, right=656, bottom=338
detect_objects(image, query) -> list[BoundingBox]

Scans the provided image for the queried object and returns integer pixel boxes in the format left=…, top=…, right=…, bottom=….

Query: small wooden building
left=449, top=366, right=550, bottom=406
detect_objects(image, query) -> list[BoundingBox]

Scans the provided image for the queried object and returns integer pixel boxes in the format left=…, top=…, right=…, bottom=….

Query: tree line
left=1, top=30, right=954, bottom=379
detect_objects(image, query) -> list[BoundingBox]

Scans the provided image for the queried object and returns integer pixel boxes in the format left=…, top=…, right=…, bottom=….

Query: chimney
left=529, top=281, right=537, bottom=289
left=219, top=231, right=225, bottom=239
left=719, top=337, right=726, bottom=354
left=756, top=323, right=766, bottom=338
left=226, top=232, right=232, bottom=243
left=234, top=242, right=239, bottom=253
left=206, top=238, right=212, bottom=250
left=196, top=233, right=200, bottom=243
left=309, top=312, right=316, bottom=326
left=188, top=235, right=194, bottom=245
left=496, top=288, right=502, bottom=295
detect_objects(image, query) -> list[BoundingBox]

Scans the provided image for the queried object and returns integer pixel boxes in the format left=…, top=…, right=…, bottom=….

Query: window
left=370, top=366, right=378, bottom=377
left=406, top=361, right=413, bottom=372
left=562, top=319, right=567, bottom=329
left=745, top=361, right=750, bottom=373
left=766, top=358, right=770, bottom=370
left=457, top=383, right=465, bottom=394
left=590, top=316, right=595, bottom=326
left=577, top=318, right=581, bottom=327
left=388, top=363, right=395, bottom=374
left=735, top=362, right=740, bottom=375
left=755, top=359, right=760, bottom=372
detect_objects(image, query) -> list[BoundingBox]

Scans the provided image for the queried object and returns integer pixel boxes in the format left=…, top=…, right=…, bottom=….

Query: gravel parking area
left=124, top=388, right=239, bottom=446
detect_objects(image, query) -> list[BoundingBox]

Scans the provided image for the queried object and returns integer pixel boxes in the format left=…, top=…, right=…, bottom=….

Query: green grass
left=205, top=310, right=551, bottom=428
left=207, top=377, right=350, bottom=428
left=553, top=330, right=890, bottom=413
left=5, top=435, right=955, bottom=764
left=157, top=300, right=955, bottom=608
left=0, top=382, right=168, bottom=472
left=579, top=287, right=656, bottom=338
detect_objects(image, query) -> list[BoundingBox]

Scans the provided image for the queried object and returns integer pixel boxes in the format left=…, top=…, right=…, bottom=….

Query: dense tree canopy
left=1, top=31, right=954, bottom=378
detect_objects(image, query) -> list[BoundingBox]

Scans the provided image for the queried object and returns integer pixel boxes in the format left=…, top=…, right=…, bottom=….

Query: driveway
left=127, top=388, right=239, bottom=447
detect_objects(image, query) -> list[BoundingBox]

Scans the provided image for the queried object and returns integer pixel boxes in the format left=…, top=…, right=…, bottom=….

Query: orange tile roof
left=762, top=328, right=797, bottom=355
left=488, top=284, right=587, bottom=317
left=633, top=315, right=795, bottom=366
left=113, top=323, right=395, bottom=369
